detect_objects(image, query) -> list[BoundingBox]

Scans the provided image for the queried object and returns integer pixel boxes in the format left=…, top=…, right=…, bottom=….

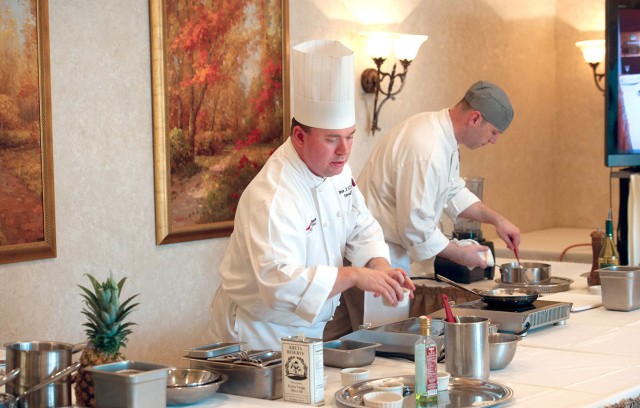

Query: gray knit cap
left=463, top=81, right=514, bottom=132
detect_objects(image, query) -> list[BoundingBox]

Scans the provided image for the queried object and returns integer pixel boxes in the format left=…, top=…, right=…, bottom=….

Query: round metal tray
left=494, top=276, right=573, bottom=293
left=335, top=375, right=513, bottom=407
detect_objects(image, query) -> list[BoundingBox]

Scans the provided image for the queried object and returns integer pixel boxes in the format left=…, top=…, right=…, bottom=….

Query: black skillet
left=436, top=274, right=539, bottom=309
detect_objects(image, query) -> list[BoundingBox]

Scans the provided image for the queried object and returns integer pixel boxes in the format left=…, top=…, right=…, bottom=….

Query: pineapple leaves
left=78, top=272, right=139, bottom=355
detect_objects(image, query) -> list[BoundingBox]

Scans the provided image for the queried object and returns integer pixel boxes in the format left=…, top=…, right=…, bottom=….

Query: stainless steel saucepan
left=436, top=274, right=539, bottom=309
left=0, top=362, right=80, bottom=408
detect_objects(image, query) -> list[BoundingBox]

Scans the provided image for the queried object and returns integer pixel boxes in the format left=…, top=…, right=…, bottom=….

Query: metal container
left=488, top=333, right=521, bottom=370
left=499, top=262, right=551, bottom=285
left=281, top=335, right=324, bottom=406
left=185, top=354, right=282, bottom=400
left=444, top=316, right=490, bottom=380
left=166, top=369, right=227, bottom=406
left=323, top=340, right=381, bottom=368
left=86, top=361, right=169, bottom=408
left=4, top=341, right=84, bottom=408
left=598, top=266, right=640, bottom=311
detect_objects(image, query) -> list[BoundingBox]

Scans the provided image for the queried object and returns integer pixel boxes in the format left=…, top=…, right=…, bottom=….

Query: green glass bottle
left=598, top=211, right=620, bottom=269
left=415, top=316, right=438, bottom=407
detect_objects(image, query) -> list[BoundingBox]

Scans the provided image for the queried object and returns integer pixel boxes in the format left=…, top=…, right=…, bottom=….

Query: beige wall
left=0, top=0, right=609, bottom=367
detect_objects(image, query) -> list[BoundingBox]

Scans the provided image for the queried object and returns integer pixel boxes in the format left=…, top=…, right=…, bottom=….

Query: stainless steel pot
left=3, top=341, right=85, bottom=408
left=0, top=363, right=79, bottom=408
left=499, top=262, right=551, bottom=285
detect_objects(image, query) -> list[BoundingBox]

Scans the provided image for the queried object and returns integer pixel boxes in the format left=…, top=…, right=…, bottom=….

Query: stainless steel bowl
left=166, top=368, right=227, bottom=406
left=323, top=340, right=381, bottom=368
left=489, top=333, right=521, bottom=370
left=499, top=262, right=551, bottom=285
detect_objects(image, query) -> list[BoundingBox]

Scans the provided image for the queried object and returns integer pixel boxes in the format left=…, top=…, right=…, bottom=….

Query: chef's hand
left=333, top=260, right=415, bottom=307
left=495, top=217, right=520, bottom=253
left=440, top=241, right=490, bottom=269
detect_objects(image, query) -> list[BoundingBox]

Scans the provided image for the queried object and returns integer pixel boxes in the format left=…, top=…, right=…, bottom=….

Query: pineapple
left=74, top=273, right=139, bottom=407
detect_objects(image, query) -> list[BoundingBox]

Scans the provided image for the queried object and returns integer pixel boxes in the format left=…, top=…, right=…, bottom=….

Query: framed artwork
left=150, top=0, right=290, bottom=245
left=0, top=0, right=56, bottom=265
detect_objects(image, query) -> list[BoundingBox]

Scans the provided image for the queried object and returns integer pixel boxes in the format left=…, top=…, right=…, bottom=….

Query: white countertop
left=5, top=258, right=639, bottom=407
left=178, top=257, right=640, bottom=407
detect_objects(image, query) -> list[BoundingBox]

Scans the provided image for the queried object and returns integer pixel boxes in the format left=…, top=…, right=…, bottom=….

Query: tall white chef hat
left=292, top=39, right=355, bottom=130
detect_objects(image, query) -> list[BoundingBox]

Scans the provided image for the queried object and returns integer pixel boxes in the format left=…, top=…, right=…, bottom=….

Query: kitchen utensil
left=362, top=391, right=403, bottom=408
left=441, top=293, right=456, bottom=323
left=370, top=379, right=404, bottom=395
left=437, top=371, right=450, bottom=391
left=598, top=265, right=640, bottom=311
left=444, top=316, right=490, bottom=380
left=166, top=368, right=227, bottom=406
left=488, top=333, right=521, bottom=370
left=4, top=341, right=85, bottom=408
left=0, top=369, right=19, bottom=387
left=499, top=262, right=551, bottom=285
left=87, top=360, right=170, bottom=408
left=0, top=362, right=79, bottom=408
left=437, top=274, right=539, bottom=309
left=340, top=368, right=370, bottom=386
left=334, top=375, right=514, bottom=407
left=323, top=340, right=380, bottom=368
left=513, top=246, right=522, bottom=266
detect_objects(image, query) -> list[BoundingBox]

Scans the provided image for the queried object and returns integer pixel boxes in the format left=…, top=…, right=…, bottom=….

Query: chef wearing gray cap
left=209, top=39, right=414, bottom=350
left=358, top=81, right=520, bottom=274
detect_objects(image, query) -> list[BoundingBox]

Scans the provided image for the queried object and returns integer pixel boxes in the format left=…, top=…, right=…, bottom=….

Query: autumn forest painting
left=160, top=0, right=287, bottom=236
left=0, top=0, right=45, bottom=246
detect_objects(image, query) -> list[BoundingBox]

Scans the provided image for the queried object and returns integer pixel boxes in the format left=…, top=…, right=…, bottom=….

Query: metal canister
left=281, top=334, right=324, bottom=406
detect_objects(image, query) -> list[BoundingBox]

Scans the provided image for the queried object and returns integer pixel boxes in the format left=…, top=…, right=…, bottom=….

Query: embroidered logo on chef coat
left=338, top=182, right=353, bottom=198
left=306, top=218, right=317, bottom=234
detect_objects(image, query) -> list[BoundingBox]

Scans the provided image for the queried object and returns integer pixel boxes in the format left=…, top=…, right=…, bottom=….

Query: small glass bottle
left=415, top=315, right=438, bottom=407
left=598, top=212, right=620, bottom=269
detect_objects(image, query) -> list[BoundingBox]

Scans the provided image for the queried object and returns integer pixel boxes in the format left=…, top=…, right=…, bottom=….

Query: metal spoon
left=0, top=368, right=19, bottom=387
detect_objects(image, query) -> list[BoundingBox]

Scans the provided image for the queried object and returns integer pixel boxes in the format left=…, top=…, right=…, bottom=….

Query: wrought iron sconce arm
left=361, top=58, right=412, bottom=134
left=589, top=62, right=606, bottom=93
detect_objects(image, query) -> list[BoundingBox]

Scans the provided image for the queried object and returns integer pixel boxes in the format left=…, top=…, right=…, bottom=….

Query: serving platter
left=335, top=375, right=513, bottom=407
left=495, top=277, right=573, bottom=293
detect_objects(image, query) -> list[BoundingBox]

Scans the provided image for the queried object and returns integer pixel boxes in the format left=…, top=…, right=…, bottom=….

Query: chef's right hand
left=354, top=266, right=413, bottom=307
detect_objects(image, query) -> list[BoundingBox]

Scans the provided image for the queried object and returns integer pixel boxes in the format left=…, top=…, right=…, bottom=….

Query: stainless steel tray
left=335, top=375, right=513, bottom=407
left=184, top=353, right=282, bottom=400
left=186, top=342, right=244, bottom=358
left=495, top=277, right=573, bottom=293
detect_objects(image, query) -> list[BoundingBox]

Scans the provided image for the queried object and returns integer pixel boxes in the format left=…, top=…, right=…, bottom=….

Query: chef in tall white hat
left=209, top=39, right=414, bottom=351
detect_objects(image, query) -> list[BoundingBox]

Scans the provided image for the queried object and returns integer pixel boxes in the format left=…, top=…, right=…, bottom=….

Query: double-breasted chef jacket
left=210, top=138, right=390, bottom=350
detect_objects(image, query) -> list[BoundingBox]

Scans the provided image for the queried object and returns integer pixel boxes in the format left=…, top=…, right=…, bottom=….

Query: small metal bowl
left=499, top=262, right=551, bottom=285
left=166, top=368, right=227, bottom=406
left=323, top=339, right=381, bottom=368
left=489, top=333, right=521, bottom=370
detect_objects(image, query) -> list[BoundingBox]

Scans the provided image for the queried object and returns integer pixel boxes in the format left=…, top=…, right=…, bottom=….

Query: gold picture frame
left=150, top=0, right=290, bottom=245
left=0, top=0, right=56, bottom=265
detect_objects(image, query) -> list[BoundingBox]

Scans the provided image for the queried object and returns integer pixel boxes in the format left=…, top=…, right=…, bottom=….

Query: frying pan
left=436, top=274, right=539, bottom=309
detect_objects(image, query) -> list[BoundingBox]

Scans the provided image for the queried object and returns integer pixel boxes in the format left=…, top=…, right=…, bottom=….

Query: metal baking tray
left=185, top=342, right=244, bottom=358
left=335, top=375, right=513, bottom=407
left=184, top=352, right=282, bottom=400
left=323, top=340, right=381, bottom=368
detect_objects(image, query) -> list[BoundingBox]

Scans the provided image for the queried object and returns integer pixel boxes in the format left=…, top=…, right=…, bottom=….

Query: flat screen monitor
left=605, top=0, right=640, bottom=167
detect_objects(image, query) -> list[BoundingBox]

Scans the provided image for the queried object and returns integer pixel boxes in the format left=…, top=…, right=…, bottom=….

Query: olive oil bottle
left=598, top=209, right=620, bottom=269
left=415, top=315, right=438, bottom=407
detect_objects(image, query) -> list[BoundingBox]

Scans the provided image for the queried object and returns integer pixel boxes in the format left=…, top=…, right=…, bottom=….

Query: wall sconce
left=360, top=32, right=428, bottom=134
left=575, top=40, right=606, bottom=93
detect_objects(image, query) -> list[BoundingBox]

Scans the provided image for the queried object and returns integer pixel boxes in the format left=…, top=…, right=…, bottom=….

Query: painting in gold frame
left=0, top=0, right=56, bottom=265
left=150, top=0, right=290, bottom=245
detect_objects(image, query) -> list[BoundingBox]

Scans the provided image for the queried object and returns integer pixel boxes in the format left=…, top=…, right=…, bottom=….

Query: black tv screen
left=605, top=0, right=640, bottom=167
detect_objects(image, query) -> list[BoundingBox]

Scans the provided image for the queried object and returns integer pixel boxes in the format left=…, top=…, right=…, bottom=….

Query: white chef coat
left=210, top=138, right=390, bottom=350
left=358, top=109, right=479, bottom=272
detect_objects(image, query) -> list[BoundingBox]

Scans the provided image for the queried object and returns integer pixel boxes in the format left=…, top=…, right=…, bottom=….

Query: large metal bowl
left=323, top=340, right=381, bottom=368
left=166, top=368, right=227, bottom=406
left=499, top=262, right=551, bottom=285
left=489, top=333, right=521, bottom=370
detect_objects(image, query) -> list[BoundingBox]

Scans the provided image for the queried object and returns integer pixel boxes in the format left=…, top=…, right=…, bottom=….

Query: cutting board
left=541, top=292, right=602, bottom=312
